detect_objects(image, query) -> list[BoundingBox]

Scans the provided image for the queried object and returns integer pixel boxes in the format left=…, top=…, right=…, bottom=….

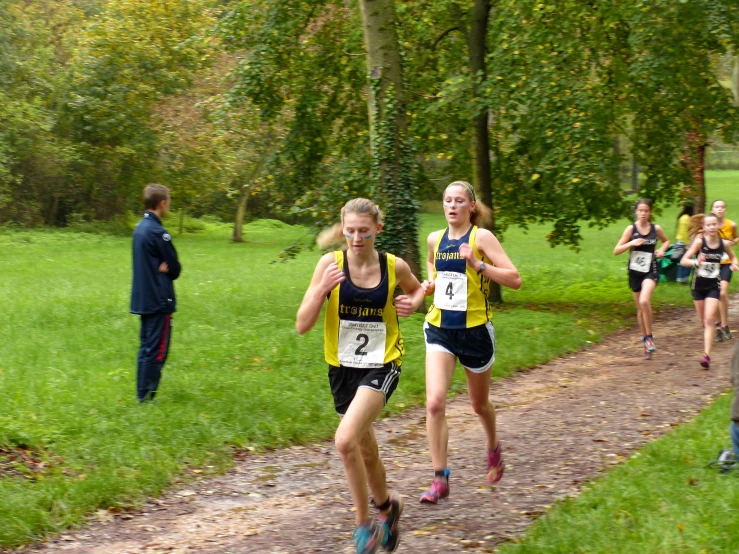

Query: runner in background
left=711, top=200, right=737, bottom=341
left=613, top=199, right=670, bottom=359
left=680, top=213, right=739, bottom=369
left=675, top=204, right=694, bottom=284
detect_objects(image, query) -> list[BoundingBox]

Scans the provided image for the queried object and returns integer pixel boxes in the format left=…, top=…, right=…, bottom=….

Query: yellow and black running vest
left=426, top=225, right=492, bottom=329
left=718, top=219, right=735, bottom=265
left=324, top=251, right=404, bottom=367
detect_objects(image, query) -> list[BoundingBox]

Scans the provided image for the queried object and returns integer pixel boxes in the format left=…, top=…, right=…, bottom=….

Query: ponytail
left=470, top=200, right=493, bottom=229
left=317, top=223, right=345, bottom=250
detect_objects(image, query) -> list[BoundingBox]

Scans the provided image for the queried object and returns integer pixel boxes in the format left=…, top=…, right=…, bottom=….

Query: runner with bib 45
left=613, top=198, right=670, bottom=360
left=680, top=212, right=739, bottom=369
left=419, top=181, right=521, bottom=505
left=296, top=198, right=424, bottom=554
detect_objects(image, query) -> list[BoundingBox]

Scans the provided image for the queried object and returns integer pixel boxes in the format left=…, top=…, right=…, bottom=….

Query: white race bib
left=434, top=271, right=468, bottom=311
left=697, top=262, right=720, bottom=279
left=629, top=251, right=653, bottom=273
left=338, top=320, right=386, bottom=368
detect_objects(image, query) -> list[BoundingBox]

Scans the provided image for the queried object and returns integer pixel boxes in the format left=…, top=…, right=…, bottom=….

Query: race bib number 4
left=338, top=320, right=386, bottom=368
left=434, top=271, right=467, bottom=311
left=697, top=262, right=720, bottom=279
left=629, top=251, right=653, bottom=273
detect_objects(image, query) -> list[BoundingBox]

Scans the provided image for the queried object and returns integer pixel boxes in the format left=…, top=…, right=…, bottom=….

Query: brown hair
left=143, top=183, right=170, bottom=210
left=317, top=198, right=384, bottom=249
left=711, top=199, right=726, bottom=209
left=635, top=198, right=652, bottom=210
left=445, top=181, right=493, bottom=228
left=688, top=214, right=704, bottom=239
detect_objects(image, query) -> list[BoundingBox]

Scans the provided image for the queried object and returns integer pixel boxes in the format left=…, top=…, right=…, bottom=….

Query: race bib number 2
left=338, top=321, right=386, bottom=368
left=629, top=251, right=653, bottom=273
left=434, top=271, right=467, bottom=311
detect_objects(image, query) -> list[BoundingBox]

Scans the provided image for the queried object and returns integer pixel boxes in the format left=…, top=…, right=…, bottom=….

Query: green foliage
left=63, top=0, right=217, bottom=218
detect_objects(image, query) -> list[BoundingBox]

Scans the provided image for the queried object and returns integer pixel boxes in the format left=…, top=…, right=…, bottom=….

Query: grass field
left=496, top=393, right=739, bottom=554
left=0, top=171, right=737, bottom=547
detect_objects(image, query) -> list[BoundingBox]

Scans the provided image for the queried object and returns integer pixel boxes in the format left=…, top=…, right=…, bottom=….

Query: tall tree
left=359, top=0, right=421, bottom=275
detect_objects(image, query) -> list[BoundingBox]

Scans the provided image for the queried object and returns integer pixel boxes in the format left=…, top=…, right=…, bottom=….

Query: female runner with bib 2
left=613, top=198, right=670, bottom=359
left=419, top=181, right=521, bottom=504
left=680, top=213, right=739, bottom=369
left=296, top=199, right=424, bottom=554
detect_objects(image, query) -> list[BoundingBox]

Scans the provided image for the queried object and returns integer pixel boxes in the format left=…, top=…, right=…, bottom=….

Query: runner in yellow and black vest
left=418, top=181, right=521, bottom=505
left=296, top=198, right=424, bottom=554
left=711, top=200, right=738, bottom=341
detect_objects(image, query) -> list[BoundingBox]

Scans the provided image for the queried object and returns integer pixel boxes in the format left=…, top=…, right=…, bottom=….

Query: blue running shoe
left=353, top=521, right=383, bottom=554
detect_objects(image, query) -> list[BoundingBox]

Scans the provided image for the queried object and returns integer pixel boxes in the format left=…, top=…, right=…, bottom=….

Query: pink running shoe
left=419, top=471, right=450, bottom=504
left=487, top=443, right=505, bottom=483
left=700, top=354, right=710, bottom=369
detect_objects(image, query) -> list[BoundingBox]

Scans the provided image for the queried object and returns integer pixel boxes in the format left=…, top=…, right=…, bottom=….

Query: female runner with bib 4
left=419, top=181, right=521, bottom=504
left=296, top=199, right=424, bottom=554
left=680, top=213, right=739, bottom=369
left=613, top=199, right=670, bottom=359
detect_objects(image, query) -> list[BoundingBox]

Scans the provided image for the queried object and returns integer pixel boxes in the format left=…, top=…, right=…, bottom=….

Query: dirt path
left=13, top=301, right=739, bottom=554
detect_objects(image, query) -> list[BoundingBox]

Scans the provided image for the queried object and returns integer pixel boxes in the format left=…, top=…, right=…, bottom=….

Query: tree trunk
left=466, top=0, right=501, bottom=304
left=732, top=54, right=739, bottom=106
left=681, top=129, right=707, bottom=213
left=359, top=0, right=422, bottom=280
left=232, top=187, right=249, bottom=242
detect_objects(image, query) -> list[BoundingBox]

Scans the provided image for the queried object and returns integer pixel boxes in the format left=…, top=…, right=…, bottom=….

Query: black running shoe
left=378, top=496, right=404, bottom=552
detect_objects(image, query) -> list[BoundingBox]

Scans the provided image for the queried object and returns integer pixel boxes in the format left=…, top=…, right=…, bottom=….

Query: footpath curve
left=13, top=300, right=739, bottom=554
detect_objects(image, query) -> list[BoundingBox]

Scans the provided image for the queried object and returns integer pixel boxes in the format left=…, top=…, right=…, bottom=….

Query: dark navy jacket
left=130, top=211, right=182, bottom=315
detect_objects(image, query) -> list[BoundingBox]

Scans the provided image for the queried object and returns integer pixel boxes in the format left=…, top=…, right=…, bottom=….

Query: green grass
left=496, top=393, right=739, bottom=554
left=0, top=171, right=737, bottom=547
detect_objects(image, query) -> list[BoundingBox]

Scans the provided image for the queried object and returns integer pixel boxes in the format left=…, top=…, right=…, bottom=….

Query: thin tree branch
left=432, top=26, right=462, bottom=50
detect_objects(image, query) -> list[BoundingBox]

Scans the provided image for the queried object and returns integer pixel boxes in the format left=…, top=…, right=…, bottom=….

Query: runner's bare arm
left=296, top=253, right=345, bottom=334
left=680, top=238, right=703, bottom=267
left=614, top=225, right=639, bottom=256
left=421, top=231, right=440, bottom=297
left=472, top=228, right=522, bottom=290
left=724, top=242, right=739, bottom=271
left=654, top=225, right=670, bottom=259
left=394, top=258, right=425, bottom=317
left=732, top=221, right=738, bottom=246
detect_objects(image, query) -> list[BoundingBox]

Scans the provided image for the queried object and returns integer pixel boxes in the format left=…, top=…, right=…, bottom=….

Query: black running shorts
left=423, top=321, right=496, bottom=373
left=628, top=269, right=659, bottom=293
left=721, top=264, right=733, bottom=283
left=328, top=361, right=400, bottom=416
left=692, top=287, right=720, bottom=301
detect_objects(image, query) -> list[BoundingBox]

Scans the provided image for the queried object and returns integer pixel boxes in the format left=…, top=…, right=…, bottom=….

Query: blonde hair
left=317, top=198, right=384, bottom=249
left=445, top=181, right=493, bottom=228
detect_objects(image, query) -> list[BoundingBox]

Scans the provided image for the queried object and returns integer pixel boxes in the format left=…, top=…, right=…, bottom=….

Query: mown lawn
left=0, top=171, right=737, bottom=547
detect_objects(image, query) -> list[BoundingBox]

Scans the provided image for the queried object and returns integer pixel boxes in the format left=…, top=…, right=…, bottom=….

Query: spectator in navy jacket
left=131, top=184, right=181, bottom=401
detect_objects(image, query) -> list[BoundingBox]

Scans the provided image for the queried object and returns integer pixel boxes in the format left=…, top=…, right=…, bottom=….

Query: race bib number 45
left=434, top=271, right=468, bottom=311
left=697, top=262, right=720, bottom=279
left=629, top=251, right=653, bottom=273
left=338, top=320, right=386, bottom=368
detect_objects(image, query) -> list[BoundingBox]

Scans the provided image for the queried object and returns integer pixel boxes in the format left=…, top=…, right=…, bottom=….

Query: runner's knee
left=334, top=429, right=359, bottom=457
left=470, top=396, right=492, bottom=416
left=426, top=395, right=446, bottom=418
